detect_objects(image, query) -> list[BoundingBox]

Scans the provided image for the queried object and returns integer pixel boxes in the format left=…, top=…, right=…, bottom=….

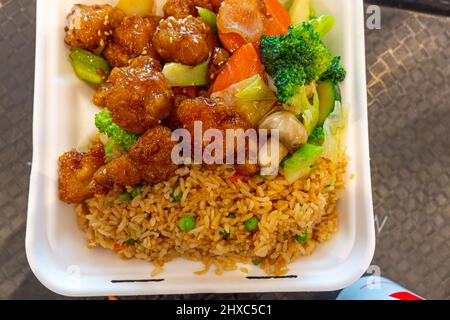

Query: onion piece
left=216, top=0, right=265, bottom=44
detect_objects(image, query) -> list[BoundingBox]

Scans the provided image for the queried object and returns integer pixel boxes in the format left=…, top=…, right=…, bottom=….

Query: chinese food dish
left=59, top=0, right=348, bottom=275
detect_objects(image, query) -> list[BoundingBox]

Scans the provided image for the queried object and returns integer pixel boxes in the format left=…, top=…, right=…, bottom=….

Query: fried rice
left=77, top=158, right=347, bottom=276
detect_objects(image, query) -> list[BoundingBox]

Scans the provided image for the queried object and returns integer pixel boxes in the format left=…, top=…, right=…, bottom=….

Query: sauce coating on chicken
left=65, top=4, right=125, bottom=51
left=93, top=56, right=174, bottom=134
left=95, top=126, right=178, bottom=189
left=128, top=126, right=178, bottom=183
left=177, top=97, right=259, bottom=175
left=153, top=16, right=213, bottom=66
left=103, top=15, right=162, bottom=67
left=58, top=144, right=105, bottom=204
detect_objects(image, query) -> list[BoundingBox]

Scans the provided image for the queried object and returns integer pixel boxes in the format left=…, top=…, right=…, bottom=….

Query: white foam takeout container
left=26, top=0, right=375, bottom=296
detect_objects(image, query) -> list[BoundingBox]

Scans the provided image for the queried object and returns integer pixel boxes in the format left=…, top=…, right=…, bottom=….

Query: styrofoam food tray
left=26, top=0, right=375, bottom=296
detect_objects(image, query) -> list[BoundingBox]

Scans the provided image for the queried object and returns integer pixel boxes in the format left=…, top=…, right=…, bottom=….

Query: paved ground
left=0, top=1, right=448, bottom=299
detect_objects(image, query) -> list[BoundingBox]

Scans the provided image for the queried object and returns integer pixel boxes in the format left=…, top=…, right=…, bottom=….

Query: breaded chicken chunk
left=58, top=144, right=105, bottom=204
left=153, top=16, right=213, bottom=66
left=64, top=4, right=125, bottom=51
left=93, top=56, right=173, bottom=134
left=95, top=126, right=178, bottom=188
left=177, top=97, right=259, bottom=175
left=103, top=15, right=162, bottom=67
left=128, top=126, right=178, bottom=183
left=95, top=156, right=142, bottom=188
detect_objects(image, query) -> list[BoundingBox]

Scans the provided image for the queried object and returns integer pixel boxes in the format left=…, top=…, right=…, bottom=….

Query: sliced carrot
left=211, top=43, right=265, bottom=93
left=218, top=30, right=247, bottom=54
left=113, top=243, right=125, bottom=251
left=263, top=0, right=292, bottom=27
left=264, top=14, right=289, bottom=36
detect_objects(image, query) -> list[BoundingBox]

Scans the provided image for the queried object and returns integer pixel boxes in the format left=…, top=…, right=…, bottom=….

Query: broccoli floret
left=259, top=15, right=337, bottom=105
left=95, top=108, right=139, bottom=150
left=320, top=56, right=347, bottom=83
left=308, top=126, right=325, bottom=145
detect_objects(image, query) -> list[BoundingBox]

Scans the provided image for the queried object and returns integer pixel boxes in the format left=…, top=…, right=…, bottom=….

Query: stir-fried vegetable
left=211, top=43, right=265, bottom=93
left=217, top=0, right=291, bottom=52
left=217, top=0, right=265, bottom=46
left=263, top=0, right=292, bottom=36
left=259, top=111, right=308, bottom=152
left=104, top=139, right=126, bottom=163
left=95, top=108, right=139, bottom=150
left=322, top=102, right=348, bottom=163
left=288, top=86, right=320, bottom=135
left=69, top=48, right=110, bottom=85
left=212, top=74, right=276, bottom=125
left=289, top=0, right=310, bottom=25
left=178, top=215, right=196, bottom=232
left=320, top=56, right=347, bottom=83
left=258, top=15, right=337, bottom=106
left=218, top=31, right=247, bottom=53
left=162, top=61, right=209, bottom=87
left=252, top=258, right=262, bottom=265
left=116, top=0, right=155, bottom=16
left=308, top=126, right=325, bottom=145
left=265, top=0, right=292, bottom=27
left=197, top=7, right=217, bottom=34
left=258, top=137, right=289, bottom=176
left=317, top=79, right=341, bottom=126
left=282, top=143, right=324, bottom=184
left=279, top=0, right=295, bottom=10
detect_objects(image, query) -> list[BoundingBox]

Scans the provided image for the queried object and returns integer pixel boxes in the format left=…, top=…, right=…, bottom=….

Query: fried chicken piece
left=153, top=16, right=213, bottom=66
left=208, top=47, right=230, bottom=81
left=103, top=15, right=162, bottom=67
left=93, top=56, right=173, bottom=134
left=95, top=156, right=142, bottom=188
left=102, top=42, right=134, bottom=68
left=58, top=144, right=105, bottom=204
left=177, top=97, right=259, bottom=175
left=128, top=126, right=178, bottom=183
left=163, top=0, right=214, bottom=18
left=95, top=126, right=178, bottom=188
left=64, top=4, right=125, bottom=51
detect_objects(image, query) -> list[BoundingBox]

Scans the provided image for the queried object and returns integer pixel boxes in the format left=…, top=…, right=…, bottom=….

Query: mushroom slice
left=258, top=137, right=289, bottom=176
left=259, top=111, right=308, bottom=152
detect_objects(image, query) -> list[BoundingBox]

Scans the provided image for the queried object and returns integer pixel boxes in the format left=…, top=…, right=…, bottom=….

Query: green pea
left=295, top=232, right=309, bottom=244
left=244, top=217, right=259, bottom=232
left=119, top=193, right=132, bottom=201
left=252, top=258, right=262, bottom=266
left=130, top=187, right=142, bottom=198
left=171, top=186, right=183, bottom=202
left=178, top=215, right=196, bottom=232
